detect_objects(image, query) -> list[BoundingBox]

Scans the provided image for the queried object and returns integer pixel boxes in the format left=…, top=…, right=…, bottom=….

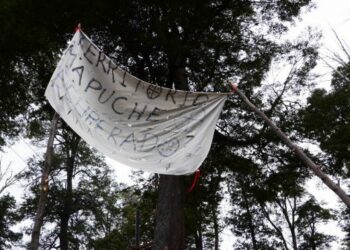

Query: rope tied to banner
left=187, top=169, right=201, bottom=192
left=229, top=82, right=238, bottom=93
left=75, top=23, right=81, bottom=32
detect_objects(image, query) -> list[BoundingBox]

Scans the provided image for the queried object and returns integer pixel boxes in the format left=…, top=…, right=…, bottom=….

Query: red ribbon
left=229, top=82, right=238, bottom=93
left=75, top=23, right=81, bottom=32
left=187, top=169, right=201, bottom=192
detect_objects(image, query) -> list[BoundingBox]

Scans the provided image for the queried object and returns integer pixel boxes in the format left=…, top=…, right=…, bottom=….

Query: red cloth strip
left=187, top=169, right=201, bottom=192
left=75, top=23, right=81, bottom=32
left=229, top=82, right=238, bottom=93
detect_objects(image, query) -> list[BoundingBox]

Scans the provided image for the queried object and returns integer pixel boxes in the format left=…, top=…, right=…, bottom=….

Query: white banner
left=45, top=30, right=228, bottom=175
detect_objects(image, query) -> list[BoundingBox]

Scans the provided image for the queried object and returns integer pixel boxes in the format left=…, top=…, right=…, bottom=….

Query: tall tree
left=302, top=63, right=350, bottom=177
left=296, top=197, right=336, bottom=250
left=302, top=59, right=350, bottom=248
left=21, top=124, right=126, bottom=249
left=30, top=112, right=59, bottom=250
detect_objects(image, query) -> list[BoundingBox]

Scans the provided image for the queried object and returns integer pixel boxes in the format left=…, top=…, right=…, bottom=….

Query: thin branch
left=259, top=203, right=290, bottom=250
left=331, top=27, right=350, bottom=62
left=320, top=57, right=350, bottom=83
left=0, top=161, right=24, bottom=195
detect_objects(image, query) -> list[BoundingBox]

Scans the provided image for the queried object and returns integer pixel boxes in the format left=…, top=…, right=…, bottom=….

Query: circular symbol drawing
left=157, top=138, right=180, bottom=157
left=146, top=85, right=162, bottom=99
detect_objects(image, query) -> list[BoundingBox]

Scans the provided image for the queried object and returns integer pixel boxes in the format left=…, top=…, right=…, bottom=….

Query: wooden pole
left=231, top=83, right=350, bottom=208
left=30, top=112, right=59, bottom=250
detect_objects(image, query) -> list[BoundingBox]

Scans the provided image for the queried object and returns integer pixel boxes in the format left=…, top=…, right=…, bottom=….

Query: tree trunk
left=153, top=175, right=185, bottom=249
left=59, top=135, right=80, bottom=250
left=275, top=197, right=298, bottom=250
left=135, top=207, right=141, bottom=247
left=310, top=220, right=316, bottom=250
left=152, top=67, right=187, bottom=249
left=240, top=181, right=258, bottom=250
left=213, top=210, right=219, bottom=250
left=232, top=84, right=350, bottom=208
left=59, top=215, right=70, bottom=250
left=31, top=112, right=59, bottom=250
left=59, top=160, right=73, bottom=250
left=194, top=227, right=203, bottom=250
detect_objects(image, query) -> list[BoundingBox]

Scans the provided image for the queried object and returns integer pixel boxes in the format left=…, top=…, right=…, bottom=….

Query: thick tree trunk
left=232, top=84, right=350, bottom=208
left=31, top=112, right=59, bottom=250
left=153, top=175, right=185, bottom=249
left=153, top=67, right=187, bottom=249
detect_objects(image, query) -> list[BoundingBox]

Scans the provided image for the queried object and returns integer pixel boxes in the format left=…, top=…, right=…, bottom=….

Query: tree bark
left=153, top=67, right=187, bottom=249
left=59, top=134, right=80, bottom=250
left=232, top=84, right=350, bottom=208
left=213, top=209, right=219, bottom=250
left=194, top=229, right=203, bottom=250
left=135, top=207, right=141, bottom=247
left=152, top=175, right=185, bottom=250
left=240, top=182, right=258, bottom=250
left=31, top=112, right=59, bottom=250
left=59, top=159, right=73, bottom=250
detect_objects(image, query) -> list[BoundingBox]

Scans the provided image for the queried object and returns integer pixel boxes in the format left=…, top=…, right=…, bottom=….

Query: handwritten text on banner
left=45, top=31, right=228, bottom=175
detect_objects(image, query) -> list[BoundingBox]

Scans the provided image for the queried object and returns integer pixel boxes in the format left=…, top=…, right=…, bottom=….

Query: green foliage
left=340, top=207, right=350, bottom=249
left=185, top=147, right=224, bottom=248
left=21, top=161, right=127, bottom=249
left=296, top=198, right=336, bottom=249
left=89, top=175, right=157, bottom=249
left=302, top=60, right=350, bottom=249
left=19, top=126, right=128, bottom=249
left=223, top=139, right=336, bottom=249
left=0, top=194, right=22, bottom=249
left=302, top=64, right=350, bottom=175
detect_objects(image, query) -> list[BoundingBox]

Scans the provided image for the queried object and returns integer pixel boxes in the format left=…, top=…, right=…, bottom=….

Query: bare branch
left=0, top=161, right=23, bottom=195
left=331, top=27, right=350, bottom=62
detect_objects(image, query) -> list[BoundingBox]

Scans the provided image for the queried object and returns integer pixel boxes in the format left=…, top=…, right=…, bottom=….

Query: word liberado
left=45, top=30, right=228, bottom=175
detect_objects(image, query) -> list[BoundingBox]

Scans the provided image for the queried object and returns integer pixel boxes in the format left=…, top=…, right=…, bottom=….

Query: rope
left=75, top=23, right=81, bottom=32
left=229, top=82, right=238, bottom=93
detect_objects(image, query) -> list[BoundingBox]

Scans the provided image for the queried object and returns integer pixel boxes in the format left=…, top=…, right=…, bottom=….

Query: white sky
left=1, top=0, right=350, bottom=249
left=297, top=0, right=350, bottom=88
